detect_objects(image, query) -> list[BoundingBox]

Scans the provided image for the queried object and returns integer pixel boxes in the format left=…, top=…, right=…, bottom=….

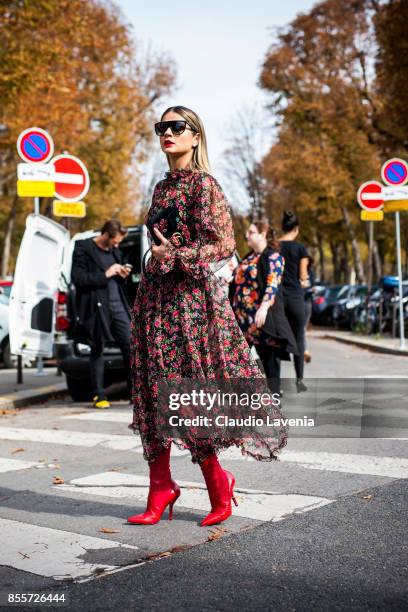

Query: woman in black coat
left=229, top=221, right=298, bottom=394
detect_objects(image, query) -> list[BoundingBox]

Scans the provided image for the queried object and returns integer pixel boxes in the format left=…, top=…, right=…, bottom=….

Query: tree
left=258, top=0, right=388, bottom=282
left=0, top=0, right=175, bottom=275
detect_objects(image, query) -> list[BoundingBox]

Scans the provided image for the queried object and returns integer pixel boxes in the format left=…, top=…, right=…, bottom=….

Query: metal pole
left=366, top=221, right=373, bottom=333
left=34, top=196, right=40, bottom=215
left=395, top=212, right=405, bottom=349
left=17, top=355, right=23, bottom=384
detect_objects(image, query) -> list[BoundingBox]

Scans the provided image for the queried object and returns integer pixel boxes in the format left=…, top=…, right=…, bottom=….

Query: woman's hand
left=255, top=301, right=270, bottom=328
left=151, top=228, right=172, bottom=262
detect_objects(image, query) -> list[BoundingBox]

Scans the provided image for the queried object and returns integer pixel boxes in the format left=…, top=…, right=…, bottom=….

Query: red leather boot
left=127, top=445, right=180, bottom=525
left=199, top=453, right=238, bottom=527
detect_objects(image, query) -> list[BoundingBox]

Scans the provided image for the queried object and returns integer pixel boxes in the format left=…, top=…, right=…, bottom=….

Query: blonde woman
left=127, top=106, right=287, bottom=526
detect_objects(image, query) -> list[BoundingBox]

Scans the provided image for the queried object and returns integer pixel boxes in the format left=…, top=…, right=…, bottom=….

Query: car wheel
left=66, top=375, right=93, bottom=402
left=2, top=339, right=16, bottom=369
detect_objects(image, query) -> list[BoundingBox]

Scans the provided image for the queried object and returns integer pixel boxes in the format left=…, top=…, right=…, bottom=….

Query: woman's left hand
left=151, top=228, right=172, bottom=262
left=255, top=302, right=270, bottom=328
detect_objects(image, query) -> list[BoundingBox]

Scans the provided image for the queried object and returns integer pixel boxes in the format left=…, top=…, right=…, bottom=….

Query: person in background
left=279, top=210, right=309, bottom=393
left=303, top=255, right=315, bottom=363
left=71, top=219, right=132, bottom=409
left=230, top=221, right=298, bottom=395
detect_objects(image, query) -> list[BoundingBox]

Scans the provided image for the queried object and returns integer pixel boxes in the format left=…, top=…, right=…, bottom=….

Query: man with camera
left=71, top=219, right=132, bottom=408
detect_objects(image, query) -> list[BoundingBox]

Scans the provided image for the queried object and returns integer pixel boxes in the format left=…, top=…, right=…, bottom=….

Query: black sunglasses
left=154, top=120, right=197, bottom=137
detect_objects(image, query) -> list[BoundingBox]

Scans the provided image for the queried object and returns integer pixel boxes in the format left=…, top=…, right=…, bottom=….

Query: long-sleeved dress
left=129, top=168, right=287, bottom=463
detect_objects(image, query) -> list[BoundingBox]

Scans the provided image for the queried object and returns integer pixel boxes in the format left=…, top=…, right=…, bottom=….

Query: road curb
left=0, top=382, right=68, bottom=410
left=320, top=333, right=408, bottom=357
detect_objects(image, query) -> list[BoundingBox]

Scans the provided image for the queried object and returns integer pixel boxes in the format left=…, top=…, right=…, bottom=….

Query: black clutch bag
left=146, top=206, right=184, bottom=247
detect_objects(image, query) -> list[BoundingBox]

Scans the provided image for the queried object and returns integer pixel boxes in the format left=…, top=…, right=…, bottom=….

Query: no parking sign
left=17, top=128, right=54, bottom=164
left=381, top=158, right=408, bottom=186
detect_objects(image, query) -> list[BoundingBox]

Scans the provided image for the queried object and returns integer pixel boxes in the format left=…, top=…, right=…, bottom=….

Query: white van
left=9, top=214, right=238, bottom=401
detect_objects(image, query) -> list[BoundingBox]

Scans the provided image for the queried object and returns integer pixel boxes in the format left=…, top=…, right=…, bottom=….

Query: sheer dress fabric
left=129, top=168, right=287, bottom=463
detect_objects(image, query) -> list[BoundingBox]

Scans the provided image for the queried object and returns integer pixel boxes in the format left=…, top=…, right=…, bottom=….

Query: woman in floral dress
left=127, top=106, right=287, bottom=527
left=230, top=221, right=298, bottom=395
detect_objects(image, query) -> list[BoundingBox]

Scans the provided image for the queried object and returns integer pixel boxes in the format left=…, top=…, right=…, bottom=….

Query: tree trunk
left=330, top=241, right=340, bottom=283
left=340, top=206, right=366, bottom=283
left=317, top=232, right=325, bottom=282
left=1, top=195, right=18, bottom=277
left=372, top=239, right=382, bottom=281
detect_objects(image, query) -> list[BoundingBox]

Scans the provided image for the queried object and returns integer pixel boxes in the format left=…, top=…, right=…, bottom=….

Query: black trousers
left=283, top=294, right=305, bottom=380
left=256, top=344, right=281, bottom=395
left=90, top=300, right=131, bottom=400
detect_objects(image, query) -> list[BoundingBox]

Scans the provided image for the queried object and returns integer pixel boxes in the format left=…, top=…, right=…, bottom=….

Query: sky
left=117, top=0, right=317, bottom=191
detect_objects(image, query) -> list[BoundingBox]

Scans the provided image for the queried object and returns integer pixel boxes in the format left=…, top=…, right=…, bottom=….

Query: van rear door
left=9, top=214, right=70, bottom=358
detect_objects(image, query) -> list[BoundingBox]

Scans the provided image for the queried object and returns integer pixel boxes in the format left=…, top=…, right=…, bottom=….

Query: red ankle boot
left=127, top=446, right=180, bottom=525
left=199, top=453, right=238, bottom=527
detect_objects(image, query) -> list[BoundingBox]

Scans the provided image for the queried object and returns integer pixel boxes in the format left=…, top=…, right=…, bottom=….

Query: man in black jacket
left=71, top=219, right=131, bottom=408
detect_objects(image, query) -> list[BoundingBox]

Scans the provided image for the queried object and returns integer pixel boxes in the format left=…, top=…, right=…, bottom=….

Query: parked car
left=311, top=284, right=344, bottom=326
left=0, top=289, right=13, bottom=368
left=10, top=215, right=238, bottom=401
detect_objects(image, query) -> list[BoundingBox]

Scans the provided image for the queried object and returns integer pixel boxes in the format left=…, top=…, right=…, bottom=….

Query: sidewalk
left=0, top=367, right=67, bottom=410
left=311, top=328, right=408, bottom=356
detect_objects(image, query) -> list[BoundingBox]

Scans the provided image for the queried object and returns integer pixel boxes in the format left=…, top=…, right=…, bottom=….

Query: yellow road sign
left=360, top=210, right=384, bottom=221
left=383, top=200, right=408, bottom=213
left=52, top=200, right=86, bottom=218
left=17, top=180, right=55, bottom=197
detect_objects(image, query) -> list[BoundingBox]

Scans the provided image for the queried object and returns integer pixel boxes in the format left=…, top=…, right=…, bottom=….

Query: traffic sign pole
left=394, top=212, right=405, bottom=349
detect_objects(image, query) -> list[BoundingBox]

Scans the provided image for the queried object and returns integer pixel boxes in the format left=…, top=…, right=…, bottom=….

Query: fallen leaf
left=207, top=526, right=229, bottom=541
left=109, top=467, right=125, bottom=472
left=1, top=409, right=17, bottom=415
left=362, top=494, right=373, bottom=500
left=11, top=448, right=25, bottom=454
left=158, top=551, right=171, bottom=558
left=53, top=476, right=65, bottom=485
left=99, top=527, right=120, bottom=534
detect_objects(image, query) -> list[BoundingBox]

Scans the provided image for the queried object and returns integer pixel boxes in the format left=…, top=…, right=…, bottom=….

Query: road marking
left=0, top=458, right=39, bottom=474
left=0, top=518, right=137, bottom=580
left=62, top=411, right=131, bottom=423
left=0, top=427, right=142, bottom=451
left=56, top=472, right=333, bottom=523
left=279, top=450, right=408, bottom=479
left=1, top=426, right=406, bottom=473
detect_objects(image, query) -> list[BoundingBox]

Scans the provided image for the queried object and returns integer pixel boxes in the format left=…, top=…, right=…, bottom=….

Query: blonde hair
left=161, top=105, right=211, bottom=173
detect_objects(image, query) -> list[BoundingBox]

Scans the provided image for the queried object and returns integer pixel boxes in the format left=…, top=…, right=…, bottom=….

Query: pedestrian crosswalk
left=0, top=406, right=406, bottom=582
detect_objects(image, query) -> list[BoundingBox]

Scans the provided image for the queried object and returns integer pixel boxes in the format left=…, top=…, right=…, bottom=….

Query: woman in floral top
left=127, top=106, right=287, bottom=527
left=230, top=221, right=298, bottom=395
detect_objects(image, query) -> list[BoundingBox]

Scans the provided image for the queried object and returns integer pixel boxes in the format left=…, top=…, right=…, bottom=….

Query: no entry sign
left=51, top=154, right=90, bottom=202
left=17, top=128, right=54, bottom=164
left=381, top=158, right=408, bottom=186
left=357, top=181, right=384, bottom=211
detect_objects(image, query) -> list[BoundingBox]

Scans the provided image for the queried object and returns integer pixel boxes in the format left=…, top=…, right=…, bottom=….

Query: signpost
left=357, top=159, right=408, bottom=349
left=381, top=158, right=408, bottom=187
left=52, top=154, right=90, bottom=203
left=14, top=129, right=91, bottom=383
left=17, top=128, right=54, bottom=164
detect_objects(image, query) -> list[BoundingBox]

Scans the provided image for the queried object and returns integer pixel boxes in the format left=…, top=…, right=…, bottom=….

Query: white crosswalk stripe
left=0, top=518, right=137, bottom=580
left=0, top=457, right=40, bottom=473
left=0, top=407, right=407, bottom=582
left=55, top=471, right=333, bottom=522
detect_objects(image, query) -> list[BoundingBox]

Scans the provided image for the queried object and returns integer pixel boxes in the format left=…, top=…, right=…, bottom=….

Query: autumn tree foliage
left=0, top=0, right=175, bottom=275
left=257, top=0, right=406, bottom=283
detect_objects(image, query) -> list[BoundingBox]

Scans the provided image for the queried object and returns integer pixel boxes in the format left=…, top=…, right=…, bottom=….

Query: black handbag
left=143, top=205, right=185, bottom=279
left=146, top=206, right=184, bottom=247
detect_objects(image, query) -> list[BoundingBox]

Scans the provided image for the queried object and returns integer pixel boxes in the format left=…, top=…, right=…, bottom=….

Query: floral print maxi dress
left=129, top=168, right=287, bottom=463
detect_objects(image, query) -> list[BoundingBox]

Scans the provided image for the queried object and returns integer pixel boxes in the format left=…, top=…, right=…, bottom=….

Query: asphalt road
left=0, top=335, right=407, bottom=612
